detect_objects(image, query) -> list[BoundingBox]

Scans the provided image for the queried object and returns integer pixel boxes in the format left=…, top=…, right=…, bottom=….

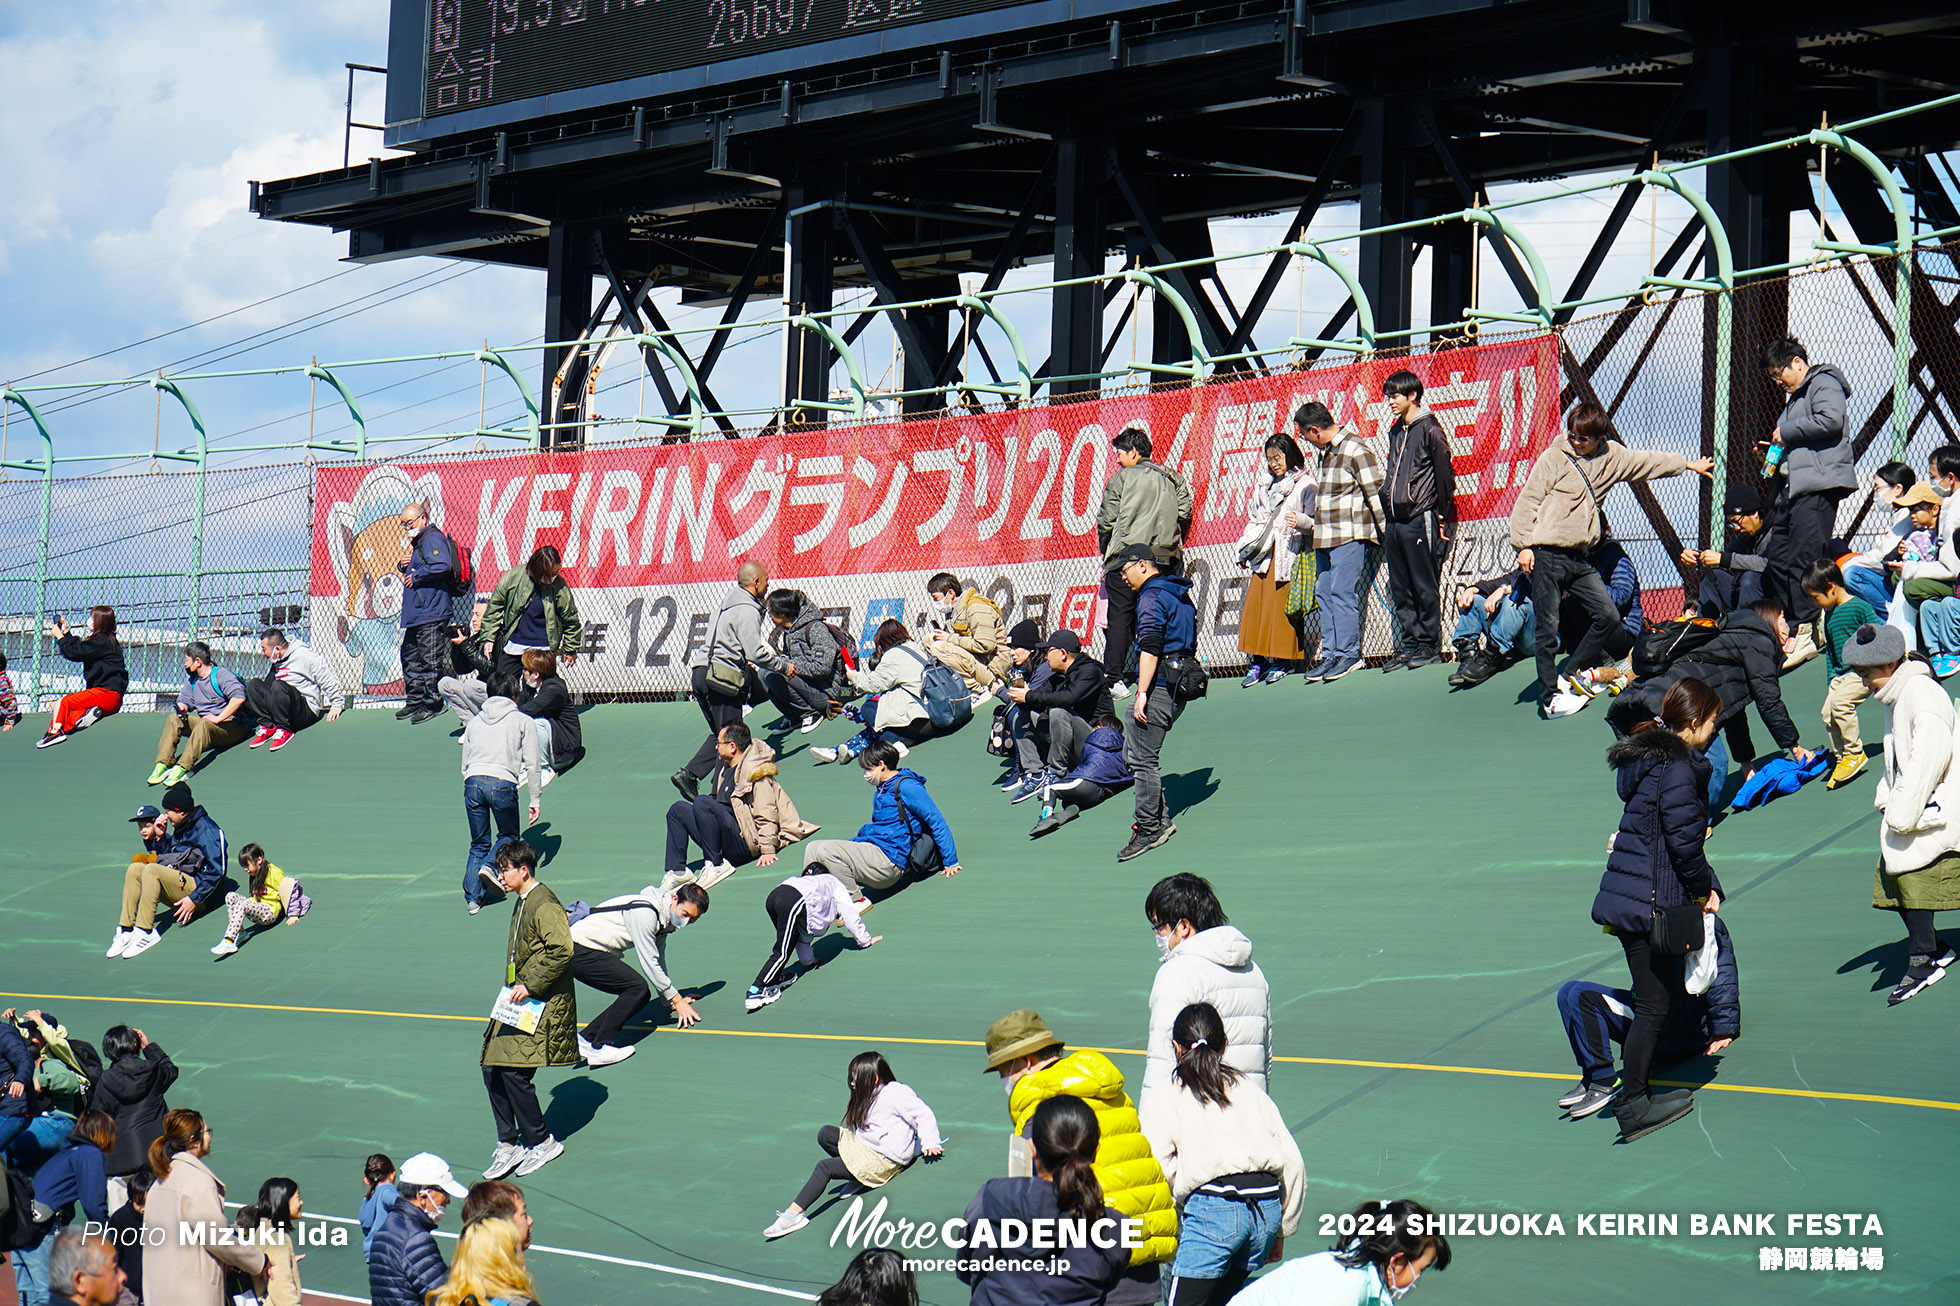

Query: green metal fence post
left=473, top=349, right=543, bottom=446
left=150, top=378, right=211, bottom=639
left=304, top=364, right=370, bottom=458
left=1, top=388, right=54, bottom=710
left=1811, top=130, right=1914, bottom=460
left=1638, top=171, right=1736, bottom=550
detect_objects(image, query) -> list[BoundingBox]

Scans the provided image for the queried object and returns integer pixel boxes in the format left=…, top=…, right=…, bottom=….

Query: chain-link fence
left=3, top=243, right=1956, bottom=711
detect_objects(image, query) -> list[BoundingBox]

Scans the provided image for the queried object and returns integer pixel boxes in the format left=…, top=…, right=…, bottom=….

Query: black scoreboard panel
left=424, top=0, right=1018, bottom=117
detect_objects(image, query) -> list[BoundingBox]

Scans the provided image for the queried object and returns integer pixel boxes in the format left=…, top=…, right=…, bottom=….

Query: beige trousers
left=1822, top=670, right=1868, bottom=755
left=120, top=862, right=196, bottom=929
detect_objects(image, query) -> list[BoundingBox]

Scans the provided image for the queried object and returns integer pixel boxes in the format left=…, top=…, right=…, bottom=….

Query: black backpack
left=0, top=1163, right=54, bottom=1252
left=68, top=1038, right=103, bottom=1096
left=1631, top=616, right=1722, bottom=679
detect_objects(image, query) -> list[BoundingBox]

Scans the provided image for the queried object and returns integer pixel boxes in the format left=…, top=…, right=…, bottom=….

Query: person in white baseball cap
left=368, top=1152, right=468, bottom=1306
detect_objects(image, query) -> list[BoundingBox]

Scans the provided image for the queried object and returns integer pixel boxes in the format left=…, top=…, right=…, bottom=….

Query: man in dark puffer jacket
left=367, top=1153, right=466, bottom=1302
left=1005, top=631, right=1113, bottom=802
left=1607, top=600, right=1816, bottom=808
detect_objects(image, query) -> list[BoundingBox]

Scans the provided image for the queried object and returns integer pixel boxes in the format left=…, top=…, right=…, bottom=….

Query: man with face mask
left=800, top=740, right=962, bottom=901
left=396, top=501, right=462, bottom=726
left=663, top=723, right=819, bottom=888
left=923, top=572, right=1011, bottom=692
left=567, top=879, right=710, bottom=1067
left=1138, top=873, right=1271, bottom=1113
left=368, top=1152, right=468, bottom=1306
left=982, top=1009, right=1177, bottom=1303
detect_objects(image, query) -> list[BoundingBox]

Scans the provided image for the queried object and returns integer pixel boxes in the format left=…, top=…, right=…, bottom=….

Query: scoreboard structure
left=402, top=0, right=1144, bottom=139
left=261, top=2, right=1960, bottom=444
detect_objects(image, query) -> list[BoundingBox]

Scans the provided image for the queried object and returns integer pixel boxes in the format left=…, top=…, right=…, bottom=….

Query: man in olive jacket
left=481, top=839, right=576, bottom=1181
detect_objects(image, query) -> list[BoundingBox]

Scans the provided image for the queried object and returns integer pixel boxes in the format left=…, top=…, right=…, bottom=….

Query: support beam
left=1427, top=219, right=1473, bottom=341
left=784, top=180, right=838, bottom=422
left=1702, top=42, right=1802, bottom=476
left=840, top=211, right=953, bottom=414
left=1049, top=139, right=1110, bottom=398
left=1357, top=98, right=1415, bottom=337
left=541, top=222, right=597, bottom=448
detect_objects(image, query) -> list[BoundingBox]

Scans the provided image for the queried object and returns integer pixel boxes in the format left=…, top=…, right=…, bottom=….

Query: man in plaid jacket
left=1294, top=401, right=1385, bottom=682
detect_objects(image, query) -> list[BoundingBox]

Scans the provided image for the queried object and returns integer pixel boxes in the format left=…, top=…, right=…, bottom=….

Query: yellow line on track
left=8, top=991, right=1956, bottom=1115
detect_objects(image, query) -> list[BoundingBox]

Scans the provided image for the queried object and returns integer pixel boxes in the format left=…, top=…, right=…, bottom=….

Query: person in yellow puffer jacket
left=983, top=1009, right=1176, bottom=1299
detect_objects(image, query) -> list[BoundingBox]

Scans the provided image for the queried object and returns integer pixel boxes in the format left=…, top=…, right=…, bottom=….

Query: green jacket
left=482, top=884, right=579, bottom=1068
left=482, top=568, right=583, bottom=656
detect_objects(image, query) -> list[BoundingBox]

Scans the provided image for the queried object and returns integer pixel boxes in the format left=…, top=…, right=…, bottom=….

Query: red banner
left=312, top=336, right=1558, bottom=695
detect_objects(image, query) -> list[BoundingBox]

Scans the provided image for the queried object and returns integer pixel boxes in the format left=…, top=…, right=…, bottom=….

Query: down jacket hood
left=1142, top=926, right=1272, bottom=1104
left=1606, top=723, right=1701, bottom=794
left=1174, top=924, right=1253, bottom=968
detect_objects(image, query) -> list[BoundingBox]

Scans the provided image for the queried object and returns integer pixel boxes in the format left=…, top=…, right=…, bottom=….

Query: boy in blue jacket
left=1553, top=916, right=1741, bottom=1119
left=800, top=741, right=962, bottom=900
left=1029, top=715, right=1135, bottom=839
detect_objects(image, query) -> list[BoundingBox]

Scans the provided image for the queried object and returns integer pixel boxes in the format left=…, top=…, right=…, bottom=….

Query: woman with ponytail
left=958, top=1096, right=1129, bottom=1305
left=1138, top=1003, right=1305, bottom=1305
left=141, top=1109, right=267, bottom=1306
left=1591, top=676, right=1725, bottom=1143
left=1234, top=1197, right=1451, bottom=1304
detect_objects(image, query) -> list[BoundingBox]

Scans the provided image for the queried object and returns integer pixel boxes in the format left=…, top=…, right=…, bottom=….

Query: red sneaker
left=246, top=724, right=276, bottom=749
left=266, top=728, right=296, bottom=752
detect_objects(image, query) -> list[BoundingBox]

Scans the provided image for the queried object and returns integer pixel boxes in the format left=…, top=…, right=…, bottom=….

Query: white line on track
left=225, top=1204, right=817, bottom=1300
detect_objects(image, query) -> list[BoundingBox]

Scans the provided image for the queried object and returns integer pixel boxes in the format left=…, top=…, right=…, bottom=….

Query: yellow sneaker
left=1827, top=750, right=1868, bottom=789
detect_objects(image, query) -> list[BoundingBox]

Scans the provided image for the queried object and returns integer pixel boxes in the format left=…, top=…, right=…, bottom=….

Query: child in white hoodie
left=460, top=675, right=542, bottom=914
left=744, top=869, right=877, bottom=1012
left=763, top=1051, right=943, bottom=1239
left=1139, top=1003, right=1305, bottom=1306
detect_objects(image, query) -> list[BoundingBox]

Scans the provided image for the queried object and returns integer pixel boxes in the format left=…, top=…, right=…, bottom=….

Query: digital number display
left=424, top=0, right=1007, bottom=117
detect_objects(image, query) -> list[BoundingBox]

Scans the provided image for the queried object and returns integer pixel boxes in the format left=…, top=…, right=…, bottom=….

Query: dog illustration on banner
left=324, top=464, right=448, bottom=692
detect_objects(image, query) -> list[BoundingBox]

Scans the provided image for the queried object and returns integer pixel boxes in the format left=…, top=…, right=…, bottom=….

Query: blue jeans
left=1173, top=1190, right=1282, bottom=1288
left=13, top=1231, right=50, bottom=1306
left=1315, top=541, right=1376, bottom=661
left=1702, top=736, right=1729, bottom=814
left=1451, top=597, right=1536, bottom=654
left=463, top=774, right=519, bottom=905
left=1842, top=563, right=1890, bottom=613
left=1919, top=596, right=1960, bottom=657
left=0, top=1115, right=30, bottom=1158
left=4, top=1112, right=75, bottom=1169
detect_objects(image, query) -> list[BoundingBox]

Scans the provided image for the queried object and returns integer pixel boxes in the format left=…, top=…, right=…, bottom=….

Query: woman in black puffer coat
left=1593, top=676, right=1726, bottom=1143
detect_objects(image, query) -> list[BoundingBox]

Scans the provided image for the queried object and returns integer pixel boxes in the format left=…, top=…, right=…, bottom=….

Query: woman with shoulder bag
left=1590, top=676, right=1724, bottom=1142
left=1843, top=623, right=1960, bottom=1005
left=1235, top=435, right=1316, bottom=687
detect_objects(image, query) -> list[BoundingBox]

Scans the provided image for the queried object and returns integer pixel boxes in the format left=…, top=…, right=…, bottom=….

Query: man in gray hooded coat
left=1764, top=335, right=1855, bottom=627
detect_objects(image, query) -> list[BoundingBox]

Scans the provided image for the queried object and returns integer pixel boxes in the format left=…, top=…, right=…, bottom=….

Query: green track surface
left=3, top=658, right=1955, bottom=1304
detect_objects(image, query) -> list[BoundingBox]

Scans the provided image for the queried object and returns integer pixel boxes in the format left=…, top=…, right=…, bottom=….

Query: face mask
left=1153, top=930, right=1175, bottom=962
left=671, top=913, right=693, bottom=932
left=1938, top=480, right=1955, bottom=499
left=1380, top=1267, right=1413, bottom=1302
left=936, top=599, right=957, bottom=617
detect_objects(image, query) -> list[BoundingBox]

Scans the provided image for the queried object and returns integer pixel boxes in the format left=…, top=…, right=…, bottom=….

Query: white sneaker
left=514, top=1135, right=564, bottom=1176
left=744, top=985, right=782, bottom=1012
left=1543, top=688, right=1592, bottom=719
left=578, top=1035, right=596, bottom=1062
left=76, top=707, right=103, bottom=729
left=1109, top=680, right=1133, bottom=700
left=811, top=746, right=840, bottom=764
left=799, top=715, right=824, bottom=734
left=696, top=860, right=738, bottom=889
left=107, top=929, right=133, bottom=958
left=120, top=929, right=162, bottom=959
left=468, top=901, right=482, bottom=915
left=740, top=702, right=757, bottom=718
left=538, top=769, right=556, bottom=789
left=889, top=739, right=910, bottom=758
left=661, top=869, right=699, bottom=890
left=763, top=1209, right=810, bottom=1239
left=584, top=1043, right=636, bottom=1067
left=483, top=1142, right=525, bottom=1179
left=210, top=938, right=239, bottom=957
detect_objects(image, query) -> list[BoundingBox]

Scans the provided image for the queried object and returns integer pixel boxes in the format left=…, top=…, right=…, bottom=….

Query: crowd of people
left=6, top=331, right=1953, bottom=1302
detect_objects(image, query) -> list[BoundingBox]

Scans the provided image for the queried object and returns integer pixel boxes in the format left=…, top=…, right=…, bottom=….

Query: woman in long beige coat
left=141, top=1109, right=267, bottom=1306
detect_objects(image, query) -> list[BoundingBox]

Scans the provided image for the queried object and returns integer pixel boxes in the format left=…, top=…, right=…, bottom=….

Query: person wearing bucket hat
left=982, top=1010, right=1177, bottom=1301
left=368, top=1153, right=468, bottom=1306
left=1846, top=622, right=1960, bottom=1005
